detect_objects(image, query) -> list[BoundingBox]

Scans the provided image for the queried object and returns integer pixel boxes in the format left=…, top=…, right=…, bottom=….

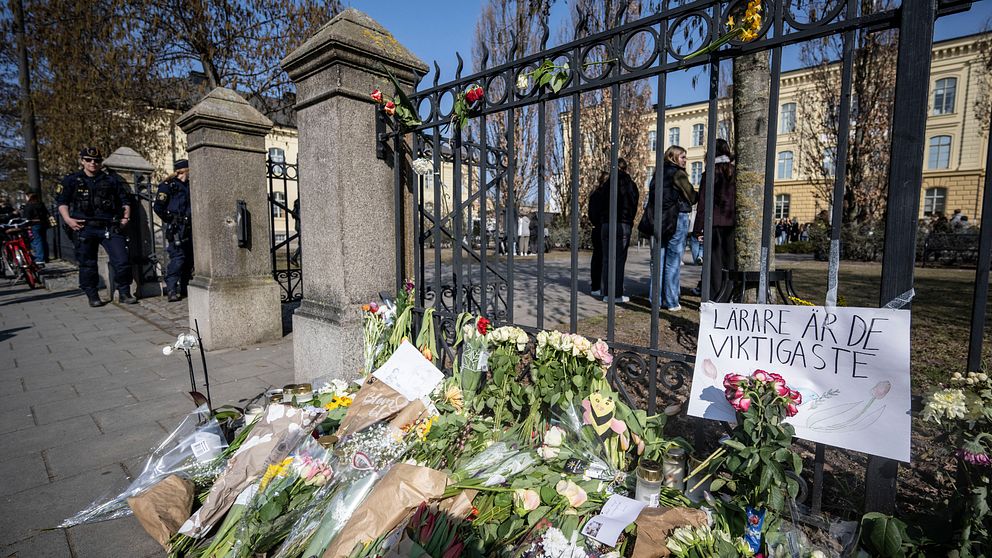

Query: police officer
left=154, top=159, right=193, bottom=302
left=56, top=147, right=137, bottom=307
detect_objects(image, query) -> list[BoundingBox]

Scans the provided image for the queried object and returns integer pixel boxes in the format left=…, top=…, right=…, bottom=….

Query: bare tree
left=795, top=11, right=897, bottom=227
left=974, top=20, right=992, bottom=135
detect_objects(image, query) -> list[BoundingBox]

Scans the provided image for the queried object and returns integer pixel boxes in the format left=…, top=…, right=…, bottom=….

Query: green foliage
left=858, top=512, right=927, bottom=558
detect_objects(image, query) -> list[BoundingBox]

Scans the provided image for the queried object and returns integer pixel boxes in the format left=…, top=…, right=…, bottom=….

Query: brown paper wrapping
left=438, top=489, right=477, bottom=520
left=320, top=463, right=449, bottom=558
left=632, top=506, right=709, bottom=558
left=335, top=379, right=411, bottom=439
left=127, top=475, right=194, bottom=549
left=178, top=404, right=325, bottom=538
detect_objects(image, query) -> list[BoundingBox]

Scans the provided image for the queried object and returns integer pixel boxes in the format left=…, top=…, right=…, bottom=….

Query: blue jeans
left=651, top=212, right=690, bottom=308
left=30, top=224, right=44, bottom=263
left=689, top=234, right=702, bottom=263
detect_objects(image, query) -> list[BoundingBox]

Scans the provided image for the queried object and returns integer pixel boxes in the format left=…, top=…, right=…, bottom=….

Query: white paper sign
left=372, top=340, right=444, bottom=401
left=581, top=494, right=646, bottom=547
left=687, top=302, right=912, bottom=463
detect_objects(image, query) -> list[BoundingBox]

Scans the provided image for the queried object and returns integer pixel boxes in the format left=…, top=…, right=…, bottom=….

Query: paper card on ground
left=372, top=340, right=444, bottom=401
left=687, top=302, right=912, bottom=462
left=581, top=494, right=646, bottom=547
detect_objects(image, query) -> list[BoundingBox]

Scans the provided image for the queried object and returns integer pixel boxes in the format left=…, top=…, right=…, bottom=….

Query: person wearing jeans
left=598, top=159, right=640, bottom=303
left=23, top=193, right=49, bottom=264
left=647, top=146, right=696, bottom=311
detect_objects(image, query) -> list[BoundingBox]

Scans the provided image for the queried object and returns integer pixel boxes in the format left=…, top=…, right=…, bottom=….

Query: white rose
left=544, top=425, right=565, bottom=447
left=162, top=346, right=174, bottom=356
left=537, top=445, right=560, bottom=460
left=516, top=74, right=530, bottom=90
left=515, top=331, right=528, bottom=351
left=560, top=335, right=573, bottom=354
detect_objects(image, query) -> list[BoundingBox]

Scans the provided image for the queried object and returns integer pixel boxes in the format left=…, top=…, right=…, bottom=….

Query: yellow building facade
left=645, top=32, right=990, bottom=225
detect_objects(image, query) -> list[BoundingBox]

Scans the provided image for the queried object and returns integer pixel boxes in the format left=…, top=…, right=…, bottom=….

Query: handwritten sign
left=687, top=302, right=912, bottom=462
left=372, top=340, right=444, bottom=401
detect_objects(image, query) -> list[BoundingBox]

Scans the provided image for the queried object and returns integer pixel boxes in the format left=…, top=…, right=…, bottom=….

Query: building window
left=933, top=77, right=956, bottom=115
left=923, top=187, right=947, bottom=216
left=272, top=191, right=286, bottom=218
left=692, top=124, right=705, bottom=147
left=777, top=151, right=794, bottom=179
left=718, top=119, right=730, bottom=140
left=774, top=194, right=790, bottom=219
left=648, top=130, right=657, bottom=151
left=822, top=147, right=836, bottom=176
left=780, top=103, right=796, bottom=134
left=269, top=147, right=286, bottom=174
left=669, top=127, right=680, bottom=146
left=928, top=136, right=951, bottom=169
left=690, top=161, right=703, bottom=186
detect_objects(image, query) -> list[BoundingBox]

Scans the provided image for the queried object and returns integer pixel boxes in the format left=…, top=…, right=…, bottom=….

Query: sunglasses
left=82, top=157, right=103, bottom=163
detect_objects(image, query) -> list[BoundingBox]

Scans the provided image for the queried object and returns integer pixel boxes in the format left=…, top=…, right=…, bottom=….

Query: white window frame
left=928, top=136, right=951, bottom=169
left=269, top=147, right=286, bottom=174
left=822, top=147, right=836, bottom=177
left=774, top=194, right=790, bottom=219
left=779, top=103, right=797, bottom=134
left=692, top=124, right=705, bottom=147
left=923, top=187, right=947, bottom=216
left=777, top=151, right=794, bottom=179
left=932, top=77, right=957, bottom=115
left=647, top=130, right=657, bottom=152
left=668, top=127, right=680, bottom=146
left=690, top=162, right=703, bottom=186
left=272, top=190, right=286, bottom=218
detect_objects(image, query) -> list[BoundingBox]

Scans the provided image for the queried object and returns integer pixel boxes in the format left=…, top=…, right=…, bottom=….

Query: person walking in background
left=517, top=212, right=530, bottom=256
left=599, top=158, right=640, bottom=303
left=692, top=138, right=736, bottom=300
left=154, top=159, right=193, bottom=302
left=587, top=171, right=609, bottom=296
left=22, top=193, right=50, bottom=265
left=56, top=146, right=136, bottom=307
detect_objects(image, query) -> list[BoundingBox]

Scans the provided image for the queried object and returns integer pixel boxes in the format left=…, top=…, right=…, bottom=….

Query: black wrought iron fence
left=386, top=0, right=988, bottom=517
left=268, top=158, right=302, bottom=302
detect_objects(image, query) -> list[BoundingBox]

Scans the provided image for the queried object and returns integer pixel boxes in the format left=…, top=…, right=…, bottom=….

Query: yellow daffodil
left=259, top=457, right=294, bottom=490
left=727, top=15, right=735, bottom=28
left=444, top=384, right=465, bottom=413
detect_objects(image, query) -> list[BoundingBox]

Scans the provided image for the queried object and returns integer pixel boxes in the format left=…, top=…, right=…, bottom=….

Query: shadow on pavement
left=0, top=325, right=32, bottom=342
left=0, top=288, right=82, bottom=307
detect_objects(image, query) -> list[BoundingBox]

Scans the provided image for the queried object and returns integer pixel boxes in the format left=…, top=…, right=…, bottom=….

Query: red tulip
left=369, top=301, right=379, bottom=313
left=371, top=89, right=383, bottom=103
left=477, top=316, right=490, bottom=335
left=443, top=540, right=465, bottom=558
left=384, top=101, right=396, bottom=116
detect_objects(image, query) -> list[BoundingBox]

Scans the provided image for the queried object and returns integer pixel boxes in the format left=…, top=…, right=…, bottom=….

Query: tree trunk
left=733, top=51, right=772, bottom=300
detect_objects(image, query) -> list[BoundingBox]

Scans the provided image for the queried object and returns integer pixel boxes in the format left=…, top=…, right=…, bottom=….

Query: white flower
left=162, top=346, right=174, bottom=356
left=537, top=445, right=560, bottom=460
left=922, top=388, right=968, bottom=424
left=544, top=425, right=565, bottom=447
left=411, top=157, right=433, bottom=176
left=175, top=333, right=198, bottom=350
left=560, top=334, right=574, bottom=354
left=515, top=331, right=528, bottom=351
left=516, top=73, right=530, bottom=90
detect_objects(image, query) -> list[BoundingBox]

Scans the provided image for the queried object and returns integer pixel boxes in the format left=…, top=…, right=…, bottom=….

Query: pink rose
left=370, top=89, right=383, bottom=103
left=774, top=380, right=789, bottom=396
left=723, top=373, right=745, bottom=390
left=591, top=340, right=613, bottom=365
left=513, top=489, right=541, bottom=511
left=789, top=389, right=802, bottom=404
left=786, top=402, right=799, bottom=417
left=555, top=480, right=587, bottom=508
left=752, top=370, right=771, bottom=382
left=732, top=396, right=751, bottom=412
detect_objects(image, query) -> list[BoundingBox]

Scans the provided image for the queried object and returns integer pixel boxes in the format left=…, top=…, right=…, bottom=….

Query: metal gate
left=268, top=157, right=302, bottom=302
left=388, top=0, right=988, bottom=515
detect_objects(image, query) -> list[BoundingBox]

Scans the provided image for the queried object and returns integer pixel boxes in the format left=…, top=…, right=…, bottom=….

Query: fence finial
left=455, top=52, right=464, bottom=80
left=433, top=61, right=441, bottom=88
left=509, top=31, right=519, bottom=60
left=540, top=20, right=550, bottom=51
left=480, top=44, right=490, bottom=70
left=574, top=6, right=587, bottom=40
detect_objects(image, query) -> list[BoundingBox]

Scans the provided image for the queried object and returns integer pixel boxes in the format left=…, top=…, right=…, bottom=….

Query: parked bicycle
left=1, top=218, right=43, bottom=289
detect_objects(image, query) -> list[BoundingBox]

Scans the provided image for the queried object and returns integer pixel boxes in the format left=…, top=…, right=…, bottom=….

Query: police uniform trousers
left=75, top=225, right=132, bottom=296
left=165, top=239, right=194, bottom=295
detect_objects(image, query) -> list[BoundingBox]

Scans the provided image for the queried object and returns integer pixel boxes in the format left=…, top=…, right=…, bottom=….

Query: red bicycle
left=1, top=218, right=42, bottom=289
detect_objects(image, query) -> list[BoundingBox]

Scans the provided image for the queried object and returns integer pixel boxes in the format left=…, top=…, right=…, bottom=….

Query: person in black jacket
left=587, top=171, right=609, bottom=296
left=22, top=193, right=50, bottom=265
left=692, top=138, right=736, bottom=300
left=598, top=158, right=640, bottom=302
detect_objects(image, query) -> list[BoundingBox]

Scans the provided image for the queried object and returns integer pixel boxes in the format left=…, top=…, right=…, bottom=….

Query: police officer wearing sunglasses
left=55, top=147, right=137, bottom=307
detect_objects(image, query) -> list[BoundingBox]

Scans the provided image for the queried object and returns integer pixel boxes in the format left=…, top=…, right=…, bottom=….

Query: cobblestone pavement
left=0, top=280, right=293, bottom=557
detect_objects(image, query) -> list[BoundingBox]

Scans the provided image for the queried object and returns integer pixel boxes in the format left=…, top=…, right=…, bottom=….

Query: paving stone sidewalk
left=0, top=280, right=293, bottom=558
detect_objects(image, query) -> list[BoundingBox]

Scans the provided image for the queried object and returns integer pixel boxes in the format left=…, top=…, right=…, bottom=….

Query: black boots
left=88, top=296, right=104, bottom=308
left=117, top=290, right=138, bottom=304
left=167, top=291, right=181, bottom=303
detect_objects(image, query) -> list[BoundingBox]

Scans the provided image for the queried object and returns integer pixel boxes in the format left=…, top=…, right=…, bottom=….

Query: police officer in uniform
left=56, top=147, right=137, bottom=307
left=154, top=159, right=193, bottom=302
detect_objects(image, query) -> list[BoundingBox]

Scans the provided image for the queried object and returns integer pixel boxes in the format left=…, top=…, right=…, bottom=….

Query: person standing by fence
left=587, top=171, right=609, bottom=296
left=599, top=158, right=639, bottom=303
left=154, top=160, right=193, bottom=302
left=692, top=138, right=736, bottom=300
left=517, top=212, right=531, bottom=256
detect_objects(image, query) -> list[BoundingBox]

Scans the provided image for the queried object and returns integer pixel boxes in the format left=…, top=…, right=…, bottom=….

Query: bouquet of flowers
left=361, top=301, right=394, bottom=375
left=693, top=370, right=803, bottom=553
left=921, top=370, right=992, bottom=556
left=665, top=524, right=755, bottom=557
left=227, top=438, right=334, bottom=557
left=532, top=332, right=612, bottom=409
left=470, top=325, right=530, bottom=435
left=457, top=314, right=491, bottom=403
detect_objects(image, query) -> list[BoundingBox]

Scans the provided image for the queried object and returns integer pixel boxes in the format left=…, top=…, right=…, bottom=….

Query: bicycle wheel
left=13, top=246, right=39, bottom=289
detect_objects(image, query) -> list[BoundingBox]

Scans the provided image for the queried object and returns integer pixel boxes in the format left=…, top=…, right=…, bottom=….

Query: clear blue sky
left=351, top=0, right=991, bottom=107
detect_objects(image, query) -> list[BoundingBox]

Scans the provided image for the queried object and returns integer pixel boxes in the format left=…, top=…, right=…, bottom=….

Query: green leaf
left=861, top=512, right=910, bottom=558
left=527, top=506, right=549, bottom=526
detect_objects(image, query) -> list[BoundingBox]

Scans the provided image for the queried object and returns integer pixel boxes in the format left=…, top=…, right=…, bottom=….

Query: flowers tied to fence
left=683, top=0, right=763, bottom=61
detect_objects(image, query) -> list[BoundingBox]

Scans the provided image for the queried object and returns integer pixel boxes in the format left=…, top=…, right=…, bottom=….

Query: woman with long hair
left=645, top=145, right=697, bottom=311
left=692, top=138, right=736, bottom=299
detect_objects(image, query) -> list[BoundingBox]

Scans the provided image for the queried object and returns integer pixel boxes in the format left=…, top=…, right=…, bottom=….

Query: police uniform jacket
left=154, top=177, right=191, bottom=221
left=55, top=170, right=130, bottom=224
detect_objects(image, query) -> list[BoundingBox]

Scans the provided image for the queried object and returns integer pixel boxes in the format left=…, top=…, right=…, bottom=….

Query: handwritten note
left=372, top=340, right=444, bottom=401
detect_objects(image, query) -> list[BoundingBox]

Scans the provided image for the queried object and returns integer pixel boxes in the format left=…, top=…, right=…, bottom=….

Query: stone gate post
left=282, top=9, right=427, bottom=382
left=177, top=87, right=282, bottom=350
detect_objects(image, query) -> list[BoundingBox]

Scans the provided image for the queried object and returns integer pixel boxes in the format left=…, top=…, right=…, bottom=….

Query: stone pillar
left=282, top=9, right=427, bottom=382
left=177, top=87, right=282, bottom=350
